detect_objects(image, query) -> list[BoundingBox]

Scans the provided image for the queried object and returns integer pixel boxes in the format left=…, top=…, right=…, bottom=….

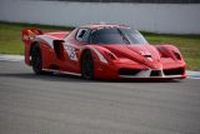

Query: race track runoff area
left=0, top=55, right=200, bottom=134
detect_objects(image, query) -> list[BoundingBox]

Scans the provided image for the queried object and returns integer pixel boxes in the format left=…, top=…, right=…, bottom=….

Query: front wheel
left=31, top=44, right=43, bottom=74
left=81, top=51, right=94, bottom=80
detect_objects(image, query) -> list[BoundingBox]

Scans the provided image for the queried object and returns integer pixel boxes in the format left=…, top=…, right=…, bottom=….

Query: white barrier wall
left=0, top=0, right=200, bottom=34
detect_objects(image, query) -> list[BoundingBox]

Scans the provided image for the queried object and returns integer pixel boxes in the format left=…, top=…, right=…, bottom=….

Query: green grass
left=0, top=21, right=199, bottom=70
left=0, top=21, right=74, bottom=55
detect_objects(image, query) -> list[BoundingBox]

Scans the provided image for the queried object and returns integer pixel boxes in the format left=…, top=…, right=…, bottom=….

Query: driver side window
left=76, top=28, right=90, bottom=43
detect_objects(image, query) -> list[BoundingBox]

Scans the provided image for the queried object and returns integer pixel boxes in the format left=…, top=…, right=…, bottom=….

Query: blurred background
left=0, top=0, right=200, bottom=34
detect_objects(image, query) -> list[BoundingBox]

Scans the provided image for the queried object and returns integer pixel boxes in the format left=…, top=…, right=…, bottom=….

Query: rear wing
left=22, top=28, right=43, bottom=43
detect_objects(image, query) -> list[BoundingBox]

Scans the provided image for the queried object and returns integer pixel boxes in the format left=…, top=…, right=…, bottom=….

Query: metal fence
left=45, top=0, right=200, bottom=3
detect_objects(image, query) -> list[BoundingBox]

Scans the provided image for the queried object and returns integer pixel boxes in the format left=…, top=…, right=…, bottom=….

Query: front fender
left=156, top=44, right=184, bottom=61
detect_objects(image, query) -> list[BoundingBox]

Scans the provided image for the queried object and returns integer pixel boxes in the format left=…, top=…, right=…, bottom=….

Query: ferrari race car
left=22, top=23, right=186, bottom=80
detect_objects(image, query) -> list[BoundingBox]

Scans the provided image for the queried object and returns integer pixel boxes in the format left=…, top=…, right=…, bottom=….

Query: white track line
left=0, top=55, right=199, bottom=79
left=0, top=54, right=24, bottom=62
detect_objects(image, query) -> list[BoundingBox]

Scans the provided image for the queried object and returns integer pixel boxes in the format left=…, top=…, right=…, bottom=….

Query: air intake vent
left=150, top=70, right=162, bottom=76
left=163, top=68, right=185, bottom=75
left=144, top=55, right=152, bottom=58
left=118, top=68, right=141, bottom=76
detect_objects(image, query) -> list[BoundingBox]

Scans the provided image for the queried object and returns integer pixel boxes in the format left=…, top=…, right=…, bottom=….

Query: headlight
left=173, top=51, right=182, bottom=60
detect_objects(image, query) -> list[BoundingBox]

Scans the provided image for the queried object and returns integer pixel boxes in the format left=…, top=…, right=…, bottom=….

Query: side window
left=76, top=29, right=90, bottom=42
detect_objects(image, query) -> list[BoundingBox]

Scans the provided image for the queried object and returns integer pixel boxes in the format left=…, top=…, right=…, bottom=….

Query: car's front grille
left=118, top=68, right=141, bottom=76
left=163, top=68, right=185, bottom=75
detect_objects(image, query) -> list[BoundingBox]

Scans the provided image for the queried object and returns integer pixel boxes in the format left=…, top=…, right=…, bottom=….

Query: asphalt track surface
left=0, top=61, right=200, bottom=134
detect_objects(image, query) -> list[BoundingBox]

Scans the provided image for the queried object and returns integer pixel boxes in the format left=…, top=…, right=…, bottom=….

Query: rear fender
left=22, top=28, right=43, bottom=65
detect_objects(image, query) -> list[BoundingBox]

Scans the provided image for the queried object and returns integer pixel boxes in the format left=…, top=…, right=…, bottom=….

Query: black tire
left=81, top=51, right=94, bottom=80
left=31, top=44, right=43, bottom=74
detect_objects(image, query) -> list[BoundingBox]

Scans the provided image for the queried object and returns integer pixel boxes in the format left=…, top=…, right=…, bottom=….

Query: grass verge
left=0, top=21, right=199, bottom=70
left=0, top=21, right=74, bottom=55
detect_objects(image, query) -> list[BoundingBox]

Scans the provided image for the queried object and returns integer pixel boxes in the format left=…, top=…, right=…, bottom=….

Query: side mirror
left=53, top=40, right=65, bottom=60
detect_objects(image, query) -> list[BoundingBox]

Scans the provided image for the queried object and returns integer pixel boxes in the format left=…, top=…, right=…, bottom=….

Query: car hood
left=95, top=44, right=162, bottom=69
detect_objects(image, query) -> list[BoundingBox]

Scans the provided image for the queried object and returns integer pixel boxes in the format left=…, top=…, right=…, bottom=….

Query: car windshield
left=89, top=27, right=148, bottom=45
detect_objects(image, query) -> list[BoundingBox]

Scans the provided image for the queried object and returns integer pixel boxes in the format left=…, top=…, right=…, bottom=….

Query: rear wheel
left=31, top=44, right=43, bottom=74
left=81, top=51, right=94, bottom=80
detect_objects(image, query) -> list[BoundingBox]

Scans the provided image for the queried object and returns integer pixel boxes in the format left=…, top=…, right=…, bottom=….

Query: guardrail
left=0, top=0, right=200, bottom=34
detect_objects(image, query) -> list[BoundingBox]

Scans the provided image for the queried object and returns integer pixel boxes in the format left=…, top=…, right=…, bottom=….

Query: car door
left=63, top=28, right=91, bottom=73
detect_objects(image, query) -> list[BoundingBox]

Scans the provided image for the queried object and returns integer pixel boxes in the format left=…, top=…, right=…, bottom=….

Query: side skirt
left=43, top=68, right=81, bottom=76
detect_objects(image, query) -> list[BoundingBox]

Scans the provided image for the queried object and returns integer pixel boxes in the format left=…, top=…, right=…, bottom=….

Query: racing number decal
left=65, top=45, right=78, bottom=61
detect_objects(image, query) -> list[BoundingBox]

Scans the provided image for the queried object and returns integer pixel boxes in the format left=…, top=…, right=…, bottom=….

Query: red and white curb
left=0, top=54, right=199, bottom=79
left=186, top=71, right=200, bottom=80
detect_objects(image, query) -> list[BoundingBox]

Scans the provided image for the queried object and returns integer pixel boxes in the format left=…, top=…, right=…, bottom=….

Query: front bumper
left=95, top=61, right=186, bottom=80
left=119, top=69, right=186, bottom=79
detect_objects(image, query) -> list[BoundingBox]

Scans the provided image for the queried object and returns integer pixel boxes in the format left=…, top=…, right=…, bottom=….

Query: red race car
left=22, top=23, right=186, bottom=80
